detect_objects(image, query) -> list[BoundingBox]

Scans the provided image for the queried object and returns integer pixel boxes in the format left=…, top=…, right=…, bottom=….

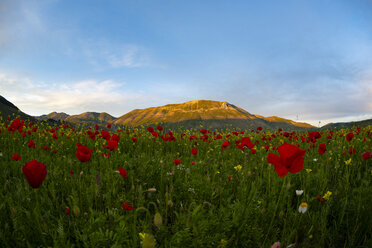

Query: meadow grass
left=0, top=117, right=371, bottom=247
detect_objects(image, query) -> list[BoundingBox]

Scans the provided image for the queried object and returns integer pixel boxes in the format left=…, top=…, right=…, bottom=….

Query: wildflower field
left=0, top=117, right=371, bottom=248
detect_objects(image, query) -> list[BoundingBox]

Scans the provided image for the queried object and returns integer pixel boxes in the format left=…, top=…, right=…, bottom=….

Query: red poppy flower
left=215, top=134, right=223, bottom=139
left=174, top=159, right=181, bottom=165
left=43, top=145, right=50, bottom=151
left=349, top=147, right=356, bottom=155
left=100, top=130, right=111, bottom=140
left=267, top=144, right=306, bottom=177
left=308, top=131, right=321, bottom=143
left=240, top=137, right=254, bottom=149
left=28, top=139, right=36, bottom=149
left=222, top=141, right=230, bottom=150
left=101, top=152, right=111, bottom=158
left=346, top=132, right=354, bottom=142
left=147, top=127, right=154, bottom=133
left=66, top=207, right=70, bottom=215
left=104, top=140, right=118, bottom=151
left=362, top=151, right=371, bottom=160
left=107, top=123, right=112, bottom=129
left=318, top=143, right=326, bottom=155
left=192, top=160, right=195, bottom=165
left=22, top=160, right=47, bottom=188
left=111, top=134, right=120, bottom=142
left=75, top=143, right=93, bottom=162
left=257, top=126, right=263, bottom=131
left=191, top=148, right=198, bottom=155
left=317, top=195, right=325, bottom=203
left=157, top=126, right=163, bottom=131
left=11, top=153, right=21, bottom=161
left=8, top=118, right=25, bottom=133
left=118, top=167, right=128, bottom=178
left=69, top=170, right=74, bottom=175
left=131, top=137, right=137, bottom=143
left=200, top=129, right=208, bottom=134
left=122, top=202, right=134, bottom=211
left=251, top=149, right=257, bottom=154
left=151, top=131, right=158, bottom=137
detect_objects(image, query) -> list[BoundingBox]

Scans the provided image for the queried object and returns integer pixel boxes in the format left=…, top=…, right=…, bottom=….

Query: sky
left=1, top=0, right=372, bottom=126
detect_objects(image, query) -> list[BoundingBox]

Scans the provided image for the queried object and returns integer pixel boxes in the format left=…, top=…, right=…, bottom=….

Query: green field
left=0, top=116, right=371, bottom=247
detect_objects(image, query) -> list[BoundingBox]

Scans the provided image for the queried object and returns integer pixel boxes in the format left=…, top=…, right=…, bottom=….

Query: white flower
left=313, top=158, right=318, bottom=162
left=298, top=202, right=308, bottom=213
left=296, top=190, right=304, bottom=196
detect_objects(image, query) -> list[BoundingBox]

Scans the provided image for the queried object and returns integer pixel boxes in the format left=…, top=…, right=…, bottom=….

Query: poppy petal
left=278, top=144, right=299, bottom=161
left=288, top=156, right=304, bottom=173
left=274, top=164, right=289, bottom=177
left=267, top=153, right=281, bottom=167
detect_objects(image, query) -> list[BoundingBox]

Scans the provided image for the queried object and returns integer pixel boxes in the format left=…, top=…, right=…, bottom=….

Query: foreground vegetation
left=0, top=116, right=371, bottom=247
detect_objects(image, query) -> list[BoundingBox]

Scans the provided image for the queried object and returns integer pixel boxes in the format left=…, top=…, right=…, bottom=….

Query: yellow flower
left=220, top=239, right=228, bottom=247
left=323, top=191, right=332, bottom=200
left=344, top=158, right=352, bottom=165
left=234, top=165, right=242, bottom=171
left=139, top=232, right=146, bottom=240
left=306, top=169, right=312, bottom=173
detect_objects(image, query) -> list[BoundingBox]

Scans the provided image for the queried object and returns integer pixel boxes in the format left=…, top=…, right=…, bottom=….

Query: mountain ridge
left=0, top=95, right=34, bottom=121
left=1, top=95, right=370, bottom=130
left=113, top=100, right=316, bottom=130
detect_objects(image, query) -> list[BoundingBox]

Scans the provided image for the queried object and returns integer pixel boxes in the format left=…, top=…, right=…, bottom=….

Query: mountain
left=65, top=112, right=117, bottom=126
left=322, top=118, right=372, bottom=129
left=0, top=95, right=34, bottom=121
left=254, top=115, right=314, bottom=128
left=114, top=100, right=316, bottom=130
left=37, top=112, right=70, bottom=121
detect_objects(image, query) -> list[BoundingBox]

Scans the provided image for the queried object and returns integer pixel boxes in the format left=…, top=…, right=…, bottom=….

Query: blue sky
left=1, top=0, right=372, bottom=126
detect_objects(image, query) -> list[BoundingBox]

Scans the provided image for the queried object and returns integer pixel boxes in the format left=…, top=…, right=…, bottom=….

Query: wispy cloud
left=78, top=39, right=156, bottom=70
left=108, top=45, right=150, bottom=68
left=0, top=73, right=148, bottom=116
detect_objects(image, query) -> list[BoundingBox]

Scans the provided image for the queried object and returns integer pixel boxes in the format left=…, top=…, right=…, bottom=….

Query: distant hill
left=322, top=118, right=372, bottom=129
left=37, top=112, right=70, bottom=121
left=35, top=111, right=117, bottom=126
left=114, top=100, right=316, bottom=130
left=65, top=112, right=117, bottom=126
left=254, top=115, right=314, bottom=128
left=0, top=95, right=34, bottom=121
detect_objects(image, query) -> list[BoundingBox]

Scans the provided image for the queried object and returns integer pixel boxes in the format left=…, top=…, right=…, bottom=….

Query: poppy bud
left=154, top=212, right=163, bottom=229
left=73, top=206, right=80, bottom=217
